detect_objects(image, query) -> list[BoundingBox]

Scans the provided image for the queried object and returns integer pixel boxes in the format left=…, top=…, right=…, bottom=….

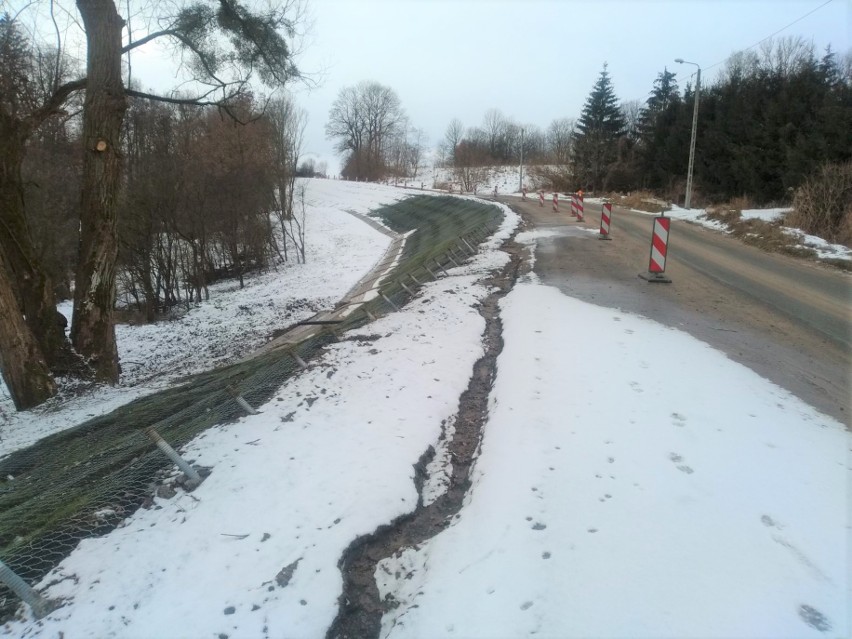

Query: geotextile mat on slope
left=0, top=194, right=502, bottom=620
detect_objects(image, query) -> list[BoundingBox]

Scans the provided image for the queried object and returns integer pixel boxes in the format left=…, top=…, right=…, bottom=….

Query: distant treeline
left=439, top=37, right=851, bottom=206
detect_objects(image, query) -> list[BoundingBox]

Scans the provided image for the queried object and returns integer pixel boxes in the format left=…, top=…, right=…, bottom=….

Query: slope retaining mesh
left=0, top=195, right=503, bottom=621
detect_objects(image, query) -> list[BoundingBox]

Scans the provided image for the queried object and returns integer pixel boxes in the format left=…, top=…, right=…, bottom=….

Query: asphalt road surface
left=503, top=195, right=851, bottom=428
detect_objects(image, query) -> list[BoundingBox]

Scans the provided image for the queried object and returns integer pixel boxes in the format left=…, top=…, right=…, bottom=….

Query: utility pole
left=675, top=58, right=701, bottom=210
left=519, top=127, right=525, bottom=192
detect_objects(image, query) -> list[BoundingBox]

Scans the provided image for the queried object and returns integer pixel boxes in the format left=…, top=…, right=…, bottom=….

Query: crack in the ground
left=325, top=236, right=525, bottom=639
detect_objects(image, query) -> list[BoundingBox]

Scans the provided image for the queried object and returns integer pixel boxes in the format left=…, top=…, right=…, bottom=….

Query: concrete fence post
left=0, top=560, right=57, bottom=619
left=225, top=384, right=260, bottom=415
left=400, top=280, right=414, bottom=295
left=381, top=292, right=400, bottom=311
left=289, top=350, right=308, bottom=369
left=144, top=427, right=203, bottom=487
left=409, top=273, right=422, bottom=286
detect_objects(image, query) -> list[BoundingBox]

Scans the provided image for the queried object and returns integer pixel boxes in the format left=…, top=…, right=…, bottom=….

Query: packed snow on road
left=2, top=179, right=847, bottom=639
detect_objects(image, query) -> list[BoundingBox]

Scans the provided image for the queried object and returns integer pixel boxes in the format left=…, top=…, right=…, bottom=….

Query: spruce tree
left=637, top=67, right=685, bottom=191
left=574, top=62, right=626, bottom=190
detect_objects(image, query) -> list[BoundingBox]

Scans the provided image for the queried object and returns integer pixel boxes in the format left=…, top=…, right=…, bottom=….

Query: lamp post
left=675, top=58, right=701, bottom=210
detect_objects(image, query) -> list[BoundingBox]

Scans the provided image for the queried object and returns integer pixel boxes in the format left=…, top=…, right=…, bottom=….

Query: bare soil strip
left=325, top=240, right=523, bottom=639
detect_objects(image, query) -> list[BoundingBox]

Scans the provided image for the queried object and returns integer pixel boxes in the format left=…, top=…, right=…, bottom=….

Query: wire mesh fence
left=0, top=194, right=503, bottom=621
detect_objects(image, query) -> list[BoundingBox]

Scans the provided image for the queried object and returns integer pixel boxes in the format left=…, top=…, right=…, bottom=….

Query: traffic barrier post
left=576, top=193, right=585, bottom=222
left=552, top=192, right=559, bottom=212
left=599, top=201, right=612, bottom=239
left=639, top=216, right=673, bottom=283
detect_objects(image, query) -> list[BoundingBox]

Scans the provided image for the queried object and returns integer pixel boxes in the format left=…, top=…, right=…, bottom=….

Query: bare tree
left=0, top=16, right=82, bottom=398
left=620, top=99, right=642, bottom=145
left=406, top=127, right=426, bottom=178
left=547, top=117, right=575, bottom=165
left=0, top=249, right=56, bottom=409
left=482, top=108, right=508, bottom=160
left=267, top=94, right=307, bottom=261
left=0, top=0, right=309, bottom=399
left=326, top=80, right=406, bottom=180
left=72, top=0, right=307, bottom=382
left=444, top=118, right=464, bottom=166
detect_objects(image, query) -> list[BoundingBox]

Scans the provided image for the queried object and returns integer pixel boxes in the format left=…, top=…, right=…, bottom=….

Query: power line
left=702, top=0, right=836, bottom=73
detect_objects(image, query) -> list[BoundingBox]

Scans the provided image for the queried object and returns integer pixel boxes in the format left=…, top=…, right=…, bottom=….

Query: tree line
left=0, top=0, right=307, bottom=411
left=325, top=80, right=426, bottom=181
left=436, top=37, right=851, bottom=206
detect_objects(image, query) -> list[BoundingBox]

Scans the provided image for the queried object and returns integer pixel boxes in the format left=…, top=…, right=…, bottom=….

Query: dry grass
left=527, top=166, right=572, bottom=192
left=704, top=196, right=753, bottom=225
left=716, top=213, right=850, bottom=271
left=786, top=162, right=852, bottom=247
left=609, top=191, right=670, bottom=214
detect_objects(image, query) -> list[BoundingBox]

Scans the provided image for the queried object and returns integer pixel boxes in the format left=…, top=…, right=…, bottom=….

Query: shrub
left=787, top=162, right=852, bottom=246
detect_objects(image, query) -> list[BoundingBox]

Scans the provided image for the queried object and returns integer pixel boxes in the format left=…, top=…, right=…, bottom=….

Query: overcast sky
left=22, top=0, right=847, bottom=174
left=279, top=0, right=848, bottom=175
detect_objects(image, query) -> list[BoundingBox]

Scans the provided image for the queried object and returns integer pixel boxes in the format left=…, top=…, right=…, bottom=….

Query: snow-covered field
left=2, top=179, right=848, bottom=639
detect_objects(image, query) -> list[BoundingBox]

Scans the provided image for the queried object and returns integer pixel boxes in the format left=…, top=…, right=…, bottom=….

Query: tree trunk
left=0, top=120, right=70, bottom=370
left=0, top=247, right=56, bottom=409
left=71, top=0, right=127, bottom=383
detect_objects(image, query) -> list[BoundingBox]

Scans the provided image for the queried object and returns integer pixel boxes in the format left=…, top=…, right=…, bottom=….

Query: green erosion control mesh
left=0, top=194, right=503, bottom=620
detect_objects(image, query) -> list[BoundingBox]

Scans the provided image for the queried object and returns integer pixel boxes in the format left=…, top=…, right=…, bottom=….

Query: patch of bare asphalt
left=325, top=235, right=524, bottom=639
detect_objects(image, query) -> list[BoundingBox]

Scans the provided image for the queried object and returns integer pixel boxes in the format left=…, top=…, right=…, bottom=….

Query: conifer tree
left=573, top=62, right=625, bottom=190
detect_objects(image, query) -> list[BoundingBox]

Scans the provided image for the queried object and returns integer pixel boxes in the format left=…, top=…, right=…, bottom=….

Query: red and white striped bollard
left=599, top=201, right=612, bottom=239
left=639, top=216, right=672, bottom=283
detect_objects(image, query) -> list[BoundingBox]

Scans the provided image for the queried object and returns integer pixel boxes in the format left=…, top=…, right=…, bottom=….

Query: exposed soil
left=325, top=238, right=524, bottom=639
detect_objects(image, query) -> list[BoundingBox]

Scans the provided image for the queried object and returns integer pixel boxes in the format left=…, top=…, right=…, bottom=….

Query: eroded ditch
left=326, top=236, right=526, bottom=639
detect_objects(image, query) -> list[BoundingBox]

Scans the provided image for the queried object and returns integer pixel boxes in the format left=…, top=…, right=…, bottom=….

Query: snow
left=377, top=282, right=849, bottom=639
left=626, top=203, right=852, bottom=263
left=0, top=184, right=520, bottom=638
left=741, top=207, right=791, bottom=222
left=2, top=179, right=849, bottom=639
left=0, top=178, right=407, bottom=458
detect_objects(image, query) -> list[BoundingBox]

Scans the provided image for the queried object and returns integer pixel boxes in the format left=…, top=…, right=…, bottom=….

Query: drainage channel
left=326, top=237, right=525, bottom=639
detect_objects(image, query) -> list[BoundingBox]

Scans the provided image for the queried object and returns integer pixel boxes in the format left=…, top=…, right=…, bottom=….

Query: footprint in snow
left=520, top=601, right=534, bottom=611
left=671, top=412, right=686, bottom=426
left=669, top=452, right=694, bottom=474
left=799, top=604, right=832, bottom=632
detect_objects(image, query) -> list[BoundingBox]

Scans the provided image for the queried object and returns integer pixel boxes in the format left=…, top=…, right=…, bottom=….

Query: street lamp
left=675, top=58, right=701, bottom=210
